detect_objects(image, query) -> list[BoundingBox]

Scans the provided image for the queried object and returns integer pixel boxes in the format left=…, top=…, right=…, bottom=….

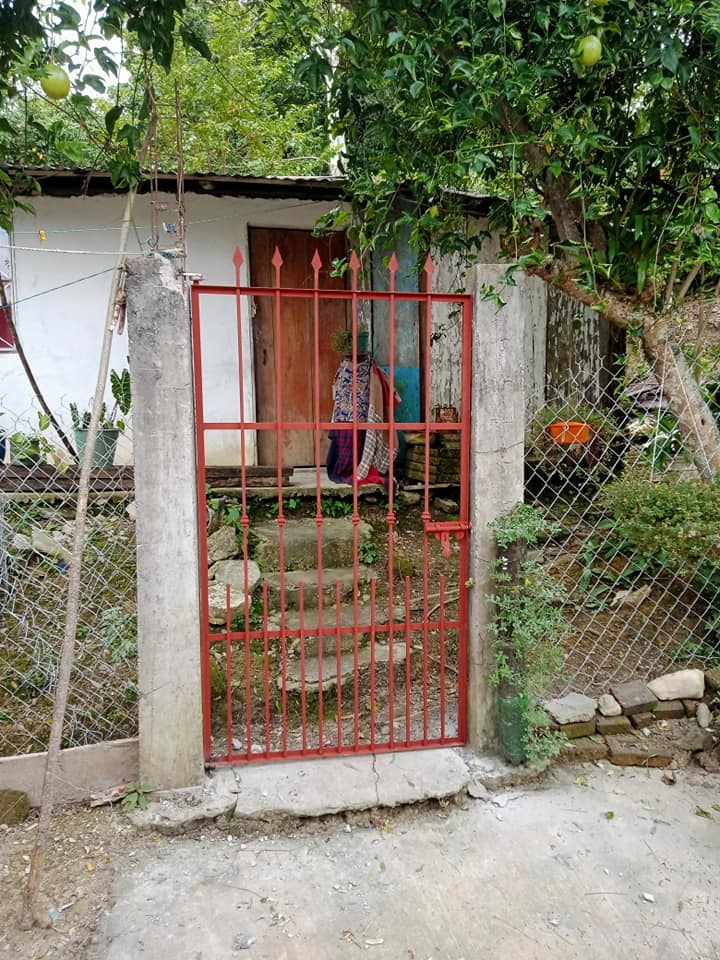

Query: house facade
left=0, top=169, right=615, bottom=466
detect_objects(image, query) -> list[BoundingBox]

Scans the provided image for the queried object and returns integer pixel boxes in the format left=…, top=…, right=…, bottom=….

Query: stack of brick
left=403, top=433, right=461, bottom=484
left=544, top=668, right=719, bottom=770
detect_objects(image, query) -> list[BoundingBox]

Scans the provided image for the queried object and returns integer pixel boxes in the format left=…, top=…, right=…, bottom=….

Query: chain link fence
left=3, top=357, right=720, bottom=758
left=527, top=361, right=720, bottom=696
left=1, top=398, right=137, bottom=758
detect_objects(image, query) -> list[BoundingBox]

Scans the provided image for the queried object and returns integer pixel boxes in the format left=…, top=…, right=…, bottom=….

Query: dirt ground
left=2, top=762, right=719, bottom=960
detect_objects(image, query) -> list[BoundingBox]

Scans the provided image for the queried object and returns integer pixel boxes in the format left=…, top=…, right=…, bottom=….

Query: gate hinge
left=424, top=520, right=471, bottom=558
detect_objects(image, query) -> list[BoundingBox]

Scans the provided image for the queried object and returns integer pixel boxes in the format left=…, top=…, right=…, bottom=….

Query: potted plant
left=487, top=503, right=570, bottom=766
left=332, top=326, right=370, bottom=356
left=70, top=367, right=131, bottom=468
left=8, top=412, right=65, bottom=468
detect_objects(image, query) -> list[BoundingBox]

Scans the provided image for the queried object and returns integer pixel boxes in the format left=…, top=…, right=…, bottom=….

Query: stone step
left=268, top=602, right=394, bottom=657
left=281, top=641, right=409, bottom=693
left=262, top=565, right=376, bottom=612
left=251, top=518, right=372, bottom=572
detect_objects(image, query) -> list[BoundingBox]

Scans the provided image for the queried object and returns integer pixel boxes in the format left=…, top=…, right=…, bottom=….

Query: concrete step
left=252, top=518, right=372, bottom=572
left=281, top=640, right=408, bottom=693
left=262, top=565, right=376, bottom=612
left=268, top=602, right=392, bottom=657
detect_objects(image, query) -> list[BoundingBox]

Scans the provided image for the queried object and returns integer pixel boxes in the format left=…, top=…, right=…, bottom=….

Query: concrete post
left=466, top=267, right=535, bottom=751
left=126, top=255, right=204, bottom=789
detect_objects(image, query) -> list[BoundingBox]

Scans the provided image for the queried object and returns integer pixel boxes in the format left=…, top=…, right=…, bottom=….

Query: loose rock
left=467, top=780, right=490, bottom=801
left=696, top=703, right=712, bottom=729
left=0, top=789, right=30, bottom=826
left=598, top=694, right=622, bottom=717
left=648, top=669, right=704, bottom=702
left=630, top=712, right=656, bottom=729
left=544, top=693, right=597, bottom=725
left=652, top=700, right=685, bottom=721
left=704, top=667, right=720, bottom=694
left=207, top=525, right=238, bottom=565
left=606, top=736, right=673, bottom=768
left=609, top=679, right=656, bottom=716
left=31, top=528, right=72, bottom=564
left=596, top=715, right=632, bottom=736
left=233, top=934, right=256, bottom=951
left=208, top=560, right=261, bottom=625
left=433, top=497, right=458, bottom=514
left=557, top=719, right=596, bottom=739
left=559, top=736, right=608, bottom=763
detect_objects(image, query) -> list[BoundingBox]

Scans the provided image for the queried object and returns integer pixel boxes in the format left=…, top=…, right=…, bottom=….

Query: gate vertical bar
left=233, top=247, right=253, bottom=759
left=311, top=251, right=325, bottom=752
left=349, top=253, right=361, bottom=751
left=271, top=246, right=288, bottom=755
left=457, top=297, right=473, bottom=739
left=190, top=279, right=212, bottom=759
left=386, top=254, right=398, bottom=746
left=421, top=255, right=434, bottom=743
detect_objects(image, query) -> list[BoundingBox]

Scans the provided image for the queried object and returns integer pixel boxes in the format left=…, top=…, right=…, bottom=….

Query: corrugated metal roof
left=3, top=166, right=492, bottom=211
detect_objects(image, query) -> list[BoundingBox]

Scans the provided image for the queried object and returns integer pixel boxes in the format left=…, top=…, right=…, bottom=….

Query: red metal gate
left=191, top=246, right=472, bottom=764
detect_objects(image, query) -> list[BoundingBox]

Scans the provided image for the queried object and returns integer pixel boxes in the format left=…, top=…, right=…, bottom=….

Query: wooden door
left=250, top=228, right=347, bottom=467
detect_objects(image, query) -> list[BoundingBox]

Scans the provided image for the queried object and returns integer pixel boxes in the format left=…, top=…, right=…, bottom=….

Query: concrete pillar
left=466, top=266, right=534, bottom=750
left=126, top=255, right=204, bottom=789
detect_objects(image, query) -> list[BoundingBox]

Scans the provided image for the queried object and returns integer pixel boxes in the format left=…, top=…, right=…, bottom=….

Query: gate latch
left=424, top=521, right=471, bottom=558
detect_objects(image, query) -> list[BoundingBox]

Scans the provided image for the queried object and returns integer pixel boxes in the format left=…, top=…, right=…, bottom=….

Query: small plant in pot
left=487, top=503, right=570, bottom=767
left=70, top=368, right=131, bottom=468
left=8, top=412, right=65, bottom=469
left=332, top=326, right=370, bottom=356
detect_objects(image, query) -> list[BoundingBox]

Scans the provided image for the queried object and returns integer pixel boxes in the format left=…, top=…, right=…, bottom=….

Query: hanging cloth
left=326, top=355, right=372, bottom=484
left=357, top=364, right=400, bottom=483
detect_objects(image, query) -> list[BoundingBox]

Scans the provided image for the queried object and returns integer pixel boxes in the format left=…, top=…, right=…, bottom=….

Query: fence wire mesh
left=3, top=357, right=720, bottom=759
left=1, top=398, right=137, bottom=758
left=528, top=362, right=720, bottom=696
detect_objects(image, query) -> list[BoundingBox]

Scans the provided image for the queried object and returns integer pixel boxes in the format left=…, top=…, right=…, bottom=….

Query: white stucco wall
left=0, top=191, right=339, bottom=465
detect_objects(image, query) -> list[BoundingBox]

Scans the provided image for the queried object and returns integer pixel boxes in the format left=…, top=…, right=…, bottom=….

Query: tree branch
left=523, top=261, right=631, bottom=329
left=677, top=263, right=701, bottom=302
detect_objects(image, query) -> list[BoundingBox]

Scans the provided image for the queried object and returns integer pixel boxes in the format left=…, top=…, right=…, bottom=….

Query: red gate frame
left=191, top=248, right=472, bottom=764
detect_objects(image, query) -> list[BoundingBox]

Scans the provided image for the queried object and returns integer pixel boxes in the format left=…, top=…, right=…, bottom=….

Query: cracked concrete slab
left=229, top=749, right=469, bottom=820
left=89, top=764, right=720, bottom=960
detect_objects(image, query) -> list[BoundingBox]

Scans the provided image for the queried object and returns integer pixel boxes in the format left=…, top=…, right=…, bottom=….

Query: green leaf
left=56, top=140, right=87, bottom=165
left=95, top=46, right=118, bottom=77
left=488, top=0, right=505, bottom=19
left=388, top=31, right=405, bottom=47
left=660, top=42, right=679, bottom=74
left=104, top=104, right=122, bottom=136
left=81, top=74, right=106, bottom=94
left=179, top=21, right=212, bottom=61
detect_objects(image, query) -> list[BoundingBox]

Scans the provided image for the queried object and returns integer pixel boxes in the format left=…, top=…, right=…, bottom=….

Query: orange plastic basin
left=548, top=420, right=592, bottom=445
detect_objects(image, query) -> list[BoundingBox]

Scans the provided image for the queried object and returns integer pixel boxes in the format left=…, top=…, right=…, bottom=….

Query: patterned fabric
left=326, top=356, right=372, bottom=483
left=327, top=356, right=398, bottom=485
left=330, top=356, right=372, bottom=422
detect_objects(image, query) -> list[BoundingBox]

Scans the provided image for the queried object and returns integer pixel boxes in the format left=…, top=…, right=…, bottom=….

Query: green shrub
left=600, top=475, right=720, bottom=577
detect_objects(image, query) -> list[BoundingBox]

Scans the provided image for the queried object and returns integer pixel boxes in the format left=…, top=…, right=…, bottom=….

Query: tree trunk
left=642, top=314, right=720, bottom=479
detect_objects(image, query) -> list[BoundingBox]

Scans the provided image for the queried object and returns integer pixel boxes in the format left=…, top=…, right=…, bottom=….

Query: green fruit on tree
left=592, top=0, right=609, bottom=5
left=40, top=65, right=71, bottom=100
left=577, top=35, right=602, bottom=67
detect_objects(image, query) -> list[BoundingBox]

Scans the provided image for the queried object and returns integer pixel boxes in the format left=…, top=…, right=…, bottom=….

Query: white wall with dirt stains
left=0, top=191, right=340, bottom=465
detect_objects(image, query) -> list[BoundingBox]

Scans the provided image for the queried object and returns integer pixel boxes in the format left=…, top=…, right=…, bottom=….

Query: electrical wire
left=7, top=267, right=116, bottom=306
left=8, top=200, right=326, bottom=235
